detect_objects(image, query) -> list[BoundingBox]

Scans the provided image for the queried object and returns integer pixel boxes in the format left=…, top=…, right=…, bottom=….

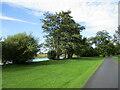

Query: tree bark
left=64, top=52, right=66, bottom=59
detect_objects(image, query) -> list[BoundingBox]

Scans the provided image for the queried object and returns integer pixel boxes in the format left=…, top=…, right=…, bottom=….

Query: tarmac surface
left=84, top=57, right=118, bottom=88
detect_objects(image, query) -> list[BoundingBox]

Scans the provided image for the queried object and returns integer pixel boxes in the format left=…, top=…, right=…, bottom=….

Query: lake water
left=32, top=57, right=63, bottom=62
left=0, top=57, right=64, bottom=65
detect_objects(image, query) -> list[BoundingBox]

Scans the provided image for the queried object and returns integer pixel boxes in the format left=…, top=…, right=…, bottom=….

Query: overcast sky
left=0, top=0, right=119, bottom=44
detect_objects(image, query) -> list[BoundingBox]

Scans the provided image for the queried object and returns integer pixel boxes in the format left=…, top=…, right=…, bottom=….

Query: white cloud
left=27, top=10, right=44, bottom=17
left=1, top=0, right=119, bottom=34
left=30, top=11, right=43, bottom=16
left=0, top=16, right=36, bottom=24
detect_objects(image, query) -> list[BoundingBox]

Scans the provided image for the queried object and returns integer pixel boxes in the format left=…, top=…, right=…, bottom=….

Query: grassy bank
left=3, top=57, right=104, bottom=88
left=113, top=55, right=120, bottom=63
left=34, top=54, right=78, bottom=58
left=34, top=54, right=47, bottom=58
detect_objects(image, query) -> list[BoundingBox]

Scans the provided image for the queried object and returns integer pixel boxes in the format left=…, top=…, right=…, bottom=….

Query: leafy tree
left=74, top=37, right=99, bottom=57
left=41, top=10, right=85, bottom=59
left=41, top=12, right=62, bottom=59
left=113, top=25, right=120, bottom=54
left=2, top=33, right=39, bottom=64
left=115, top=43, right=120, bottom=55
left=47, top=50, right=56, bottom=59
left=89, top=30, right=115, bottom=56
left=106, top=42, right=116, bottom=56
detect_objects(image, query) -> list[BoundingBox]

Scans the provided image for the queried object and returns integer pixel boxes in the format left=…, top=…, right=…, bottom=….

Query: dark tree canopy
left=47, top=50, right=56, bottom=59
left=89, top=30, right=116, bottom=56
left=41, top=11, right=119, bottom=58
left=113, top=25, right=120, bottom=54
left=2, top=33, right=39, bottom=64
left=41, top=10, right=85, bottom=59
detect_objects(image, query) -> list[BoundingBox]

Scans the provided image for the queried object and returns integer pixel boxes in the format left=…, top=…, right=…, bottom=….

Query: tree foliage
left=74, top=37, right=99, bottom=57
left=89, top=30, right=116, bottom=56
left=47, top=50, right=56, bottom=59
left=2, top=33, right=39, bottom=64
left=41, top=10, right=85, bottom=59
left=41, top=10, right=118, bottom=58
left=113, top=25, right=120, bottom=54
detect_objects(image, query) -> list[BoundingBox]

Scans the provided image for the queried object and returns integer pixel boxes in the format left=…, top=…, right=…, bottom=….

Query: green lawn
left=113, top=55, right=120, bottom=63
left=2, top=57, right=104, bottom=88
left=34, top=54, right=47, bottom=58
left=35, top=54, right=78, bottom=58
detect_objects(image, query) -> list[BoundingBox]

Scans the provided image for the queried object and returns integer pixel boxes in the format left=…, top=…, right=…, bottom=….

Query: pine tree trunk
left=64, top=52, right=66, bottom=59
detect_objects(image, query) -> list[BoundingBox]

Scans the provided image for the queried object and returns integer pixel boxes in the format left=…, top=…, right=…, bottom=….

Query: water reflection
left=0, top=57, right=64, bottom=65
left=32, top=57, right=63, bottom=62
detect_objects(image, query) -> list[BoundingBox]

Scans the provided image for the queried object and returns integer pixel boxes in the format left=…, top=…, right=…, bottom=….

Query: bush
left=74, top=46, right=99, bottom=57
left=80, top=47, right=99, bottom=57
left=2, top=33, right=39, bottom=64
left=47, top=50, right=56, bottom=59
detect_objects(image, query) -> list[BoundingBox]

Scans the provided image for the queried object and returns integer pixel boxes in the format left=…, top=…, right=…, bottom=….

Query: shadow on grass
left=2, top=56, right=104, bottom=72
left=2, top=60, right=69, bottom=72
left=2, top=59, right=68, bottom=69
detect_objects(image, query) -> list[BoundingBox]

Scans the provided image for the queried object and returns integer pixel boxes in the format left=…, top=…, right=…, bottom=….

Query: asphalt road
left=84, top=57, right=118, bottom=88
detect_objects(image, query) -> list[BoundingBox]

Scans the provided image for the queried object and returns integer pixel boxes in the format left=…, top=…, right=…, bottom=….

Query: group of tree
left=88, top=30, right=116, bottom=57
left=41, top=10, right=84, bottom=59
left=74, top=29, right=120, bottom=57
left=41, top=10, right=102, bottom=59
left=2, top=10, right=120, bottom=64
left=41, top=10, right=120, bottom=59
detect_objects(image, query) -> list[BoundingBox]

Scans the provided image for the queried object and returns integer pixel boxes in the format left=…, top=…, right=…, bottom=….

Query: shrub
left=47, top=50, right=56, bottom=59
left=74, top=46, right=99, bottom=57
left=2, top=33, right=39, bottom=64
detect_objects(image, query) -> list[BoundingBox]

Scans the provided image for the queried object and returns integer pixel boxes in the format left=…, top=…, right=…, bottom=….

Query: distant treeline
left=1, top=10, right=120, bottom=64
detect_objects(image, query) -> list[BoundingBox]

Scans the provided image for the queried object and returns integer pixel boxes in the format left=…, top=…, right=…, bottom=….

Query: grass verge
left=113, top=55, right=120, bottom=63
left=2, top=57, right=104, bottom=88
left=34, top=54, right=47, bottom=58
left=34, top=54, right=78, bottom=58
